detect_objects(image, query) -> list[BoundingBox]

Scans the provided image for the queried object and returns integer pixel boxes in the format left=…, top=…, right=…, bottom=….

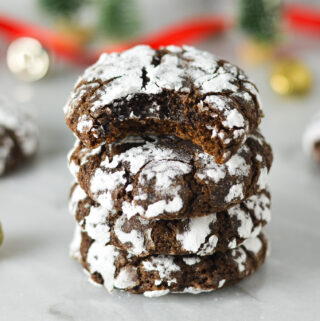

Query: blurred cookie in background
left=0, top=96, right=39, bottom=176
left=0, top=222, right=3, bottom=246
left=303, top=112, right=320, bottom=164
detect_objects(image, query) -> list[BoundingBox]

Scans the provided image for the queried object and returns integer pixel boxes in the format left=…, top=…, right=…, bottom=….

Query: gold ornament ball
left=270, top=59, right=312, bottom=96
left=0, top=222, right=3, bottom=246
left=7, top=37, right=50, bottom=82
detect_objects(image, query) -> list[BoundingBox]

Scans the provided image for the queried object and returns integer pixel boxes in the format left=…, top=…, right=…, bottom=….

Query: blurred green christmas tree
left=97, top=0, right=140, bottom=39
left=38, top=0, right=140, bottom=40
left=38, top=0, right=84, bottom=17
left=239, top=0, right=281, bottom=42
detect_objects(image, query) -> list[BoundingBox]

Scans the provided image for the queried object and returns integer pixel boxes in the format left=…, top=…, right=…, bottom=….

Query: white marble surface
left=0, top=3, right=320, bottom=320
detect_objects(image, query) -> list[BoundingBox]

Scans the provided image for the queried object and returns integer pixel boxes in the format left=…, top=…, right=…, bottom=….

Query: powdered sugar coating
left=142, top=256, right=180, bottom=286
left=182, top=257, right=201, bottom=266
left=113, top=215, right=146, bottom=255
left=69, top=182, right=87, bottom=213
left=174, top=287, right=213, bottom=295
left=65, top=45, right=262, bottom=163
left=218, top=279, right=226, bottom=288
left=176, top=214, right=217, bottom=253
left=231, top=247, right=247, bottom=273
left=68, top=140, right=102, bottom=179
left=113, top=267, right=138, bottom=289
left=69, top=184, right=271, bottom=256
left=72, top=229, right=268, bottom=296
left=77, top=115, right=93, bottom=134
left=243, top=236, right=263, bottom=254
left=69, top=133, right=272, bottom=220
left=231, top=236, right=264, bottom=273
left=86, top=243, right=122, bottom=292
left=138, top=160, right=192, bottom=218
left=69, top=184, right=111, bottom=245
left=91, top=169, right=127, bottom=211
left=225, top=184, right=245, bottom=203
left=0, top=96, right=38, bottom=175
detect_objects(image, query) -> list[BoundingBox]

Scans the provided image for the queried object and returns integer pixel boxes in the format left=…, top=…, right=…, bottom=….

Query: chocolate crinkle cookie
left=303, top=112, right=320, bottom=163
left=68, top=133, right=272, bottom=220
left=70, top=183, right=271, bottom=257
left=70, top=227, right=268, bottom=297
left=0, top=97, right=38, bottom=176
left=64, top=45, right=263, bottom=164
left=65, top=45, right=273, bottom=297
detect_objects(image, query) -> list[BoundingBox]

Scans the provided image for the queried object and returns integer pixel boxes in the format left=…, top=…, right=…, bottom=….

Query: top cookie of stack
left=64, top=45, right=263, bottom=164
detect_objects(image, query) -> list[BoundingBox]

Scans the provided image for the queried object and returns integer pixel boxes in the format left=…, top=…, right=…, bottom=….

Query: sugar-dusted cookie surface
left=0, top=97, right=38, bottom=176
left=70, top=183, right=271, bottom=256
left=64, top=45, right=263, bottom=163
left=71, top=228, right=268, bottom=296
left=69, top=133, right=273, bottom=220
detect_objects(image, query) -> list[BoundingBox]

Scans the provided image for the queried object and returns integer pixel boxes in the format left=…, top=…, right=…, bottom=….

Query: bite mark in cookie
left=64, top=45, right=263, bottom=163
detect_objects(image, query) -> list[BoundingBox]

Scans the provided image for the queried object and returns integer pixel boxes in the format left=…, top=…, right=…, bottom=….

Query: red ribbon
left=97, top=15, right=232, bottom=58
left=283, top=4, right=320, bottom=35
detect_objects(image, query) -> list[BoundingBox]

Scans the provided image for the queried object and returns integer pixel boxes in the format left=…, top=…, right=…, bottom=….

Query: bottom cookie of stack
left=71, top=227, right=268, bottom=297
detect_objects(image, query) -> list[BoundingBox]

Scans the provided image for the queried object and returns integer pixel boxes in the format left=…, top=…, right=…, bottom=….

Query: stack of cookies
left=64, top=45, right=273, bottom=297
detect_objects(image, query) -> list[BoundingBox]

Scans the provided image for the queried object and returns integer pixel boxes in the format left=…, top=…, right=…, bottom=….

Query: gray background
left=0, top=1, right=319, bottom=320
